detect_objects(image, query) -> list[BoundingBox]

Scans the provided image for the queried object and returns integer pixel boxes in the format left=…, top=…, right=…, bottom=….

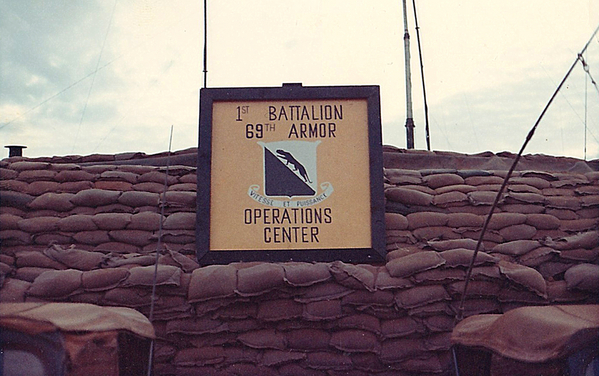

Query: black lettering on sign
left=269, top=104, right=343, bottom=121
left=263, top=226, right=320, bottom=243
left=288, top=123, right=337, bottom=139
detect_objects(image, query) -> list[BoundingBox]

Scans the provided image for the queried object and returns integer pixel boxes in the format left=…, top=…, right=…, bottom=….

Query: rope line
left=71, top=0, right=118, bottom=154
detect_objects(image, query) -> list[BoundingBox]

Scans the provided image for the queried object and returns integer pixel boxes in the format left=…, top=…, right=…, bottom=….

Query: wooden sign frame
left=196, top=84, right=385, bottom=264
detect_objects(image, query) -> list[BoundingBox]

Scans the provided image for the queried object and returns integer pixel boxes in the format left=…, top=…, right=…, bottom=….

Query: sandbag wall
left=0, top=161, right=197, bottom=256
left=1, top=157, right=599, bottom=376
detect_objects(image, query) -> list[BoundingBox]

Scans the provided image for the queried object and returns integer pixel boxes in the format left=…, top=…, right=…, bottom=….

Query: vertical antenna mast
left=203, top=0, right=208, bottom=88
left=402, top=0, right=415, bottom=149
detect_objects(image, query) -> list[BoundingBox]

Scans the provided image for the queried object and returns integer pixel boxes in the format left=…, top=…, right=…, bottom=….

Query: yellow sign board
left=197, top=85, right=385, bottom=263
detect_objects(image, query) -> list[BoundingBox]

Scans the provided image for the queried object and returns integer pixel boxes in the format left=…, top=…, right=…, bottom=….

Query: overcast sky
left=1, top=1, right=599, bottom=159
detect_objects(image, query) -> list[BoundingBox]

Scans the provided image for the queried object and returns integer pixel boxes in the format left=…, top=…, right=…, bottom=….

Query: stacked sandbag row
left=384, top=169, right=599, bottom=285
left=2, top=243, right=598, bottom=376
left=0, top=160, right=197, bottom=256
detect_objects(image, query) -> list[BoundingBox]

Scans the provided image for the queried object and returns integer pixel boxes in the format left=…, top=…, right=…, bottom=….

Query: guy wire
left=147, top=125, right=174, bottom=376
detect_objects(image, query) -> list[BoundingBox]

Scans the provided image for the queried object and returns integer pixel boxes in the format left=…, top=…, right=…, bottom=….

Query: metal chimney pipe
left=5, top=145, right=26, bottom=157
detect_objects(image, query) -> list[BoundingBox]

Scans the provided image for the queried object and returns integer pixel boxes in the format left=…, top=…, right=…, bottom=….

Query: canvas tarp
left=451, top=304, right=599, bottom=363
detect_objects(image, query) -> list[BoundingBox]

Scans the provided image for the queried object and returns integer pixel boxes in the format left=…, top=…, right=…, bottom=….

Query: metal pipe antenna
left=412, top=0, right=430, bottom=151
left=402, top=0, right=415, bottom=149
left=203, top=0, right=208, bottom=88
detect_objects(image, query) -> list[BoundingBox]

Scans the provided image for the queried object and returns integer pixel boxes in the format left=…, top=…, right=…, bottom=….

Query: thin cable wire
left=146, top=125, right=174, bottom=376
left=585, top=51, right=588, bottom=160
left=580, top=54, right=599, bottom=96
left=451, top=24, right=599, bottom=376
left=455, top=22, right=599, bottom=324
left=203, top=0, right=208, bottom=88
left=71, top=0, right=118, bottom=154
left=412, top=0, right=431, bottom=151
left=1, top=5, right=195, bottom=132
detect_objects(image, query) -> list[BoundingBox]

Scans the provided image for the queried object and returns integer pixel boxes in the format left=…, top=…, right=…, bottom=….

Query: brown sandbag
left=560, top=218, right=599, bottom=232
left=413, top=268, right=466, bottom=284
left=487, top=213, right=527, bottom=230
left=127, top=211, right=162, bottom=231
left=498, top=260, right=547, bottom=297
left=99, top=170, right=138, bottom=183
left=434, top=191, right=468, bottom=207
left=257, top=299, right=303, bottom=321
left=546, top=196, right=581, bottom=210
left=413, top=226, right=460, bottom=241
left=17, top=169, right=56, bottom=182
left=525, top=213, right=561, bottom=230
left=564, top=263, right=599, bottom=292
left=57, top=215, right=98, bottom=231
left=91, top=213, right=132, bottom=230
left=406, top=212, right=448, bottom=230
left=0, top=190, right=34, bottom=210
left=380, top=317, right=424, bottom=339
left=118, top=191, right=160, bottom=207
left=337, top=314, right=382, bottom=334
left=27, top=269, right=83, bottom=298
left=188, top=264, right=237, bottom=302
left=138, top=171, right=178, bottom=185
left=15, top=267, right=52, bottom=282
left=26, top=181, right=59, bottom=195
left=172, top=347, right=225, bottom=367
left=163, top=212, right=196, bottom=230
left=424, top=173, right=464, bottom=189
left=43, top=244, right=104, bottom=270
left=305, top=352, right=353, bottom=371
left=380, top=338, right=427, bottom=363
left=491, top=240, right=541, bottom=256
left=518, top=246, right=559, bottom=267
left=124, top=264, right=181, bottom=287
left=468, top=191, right=504, bottom=206
left=73, top=230, right=111, bottom=245
left=385, top=187, right=433, bottom=206
left=384, top=213, right=409, bottom=230
left=70, top=189, right=121, bottom=207
left=167, top=317, right=227, bottom=336
left=262, top=350, right=306, bottom=367
left=447, top=212, right=483, bottom=228
left=0, top=278, right=31, bottom=302
left=427, top=238, right=479, bottom=251
left=329, top=261, right=375, bottom=291
left=17, top=216, right=60, bottom=233
left=542, top=231, right=599, bottom=250
left=236, top=263, right=285, bottom=296
left=238, top=329, right=286, bottom=350
left=330, top=330, right=380, bottom=353
left=54, top=170, right=96, bottom=182
left=81, top=268, right=130, bottom=291
left=374, top=268, right=414, bottom=290
left=0, top=230, right=33, bottom=248
left=440, top=248, right=497, bottom=267
left=303, top=299, right=343, bottom=320
left=499, top=224, right=537, bottom=241
left=9, top=161, right=49, bottom=171
left=386, top=251, right=446, bottom=278
left=109, top=229, right=153, bottom=246
left=395, top=285, right=450, bottom=309
left=282, top=262, right=331, bottom=286
left=57, top=180, right=94, bottom=193
left=15, top=250, right=65, bottom=269
left=28, top=193, right=75, bottom=211
left=284, top=329, right=331, bottom=352
left=161, top=191, right=196, bottom=208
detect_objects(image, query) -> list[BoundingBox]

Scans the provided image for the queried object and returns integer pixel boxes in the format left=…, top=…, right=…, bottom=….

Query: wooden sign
left=197, top=84, right=385, bottom=263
